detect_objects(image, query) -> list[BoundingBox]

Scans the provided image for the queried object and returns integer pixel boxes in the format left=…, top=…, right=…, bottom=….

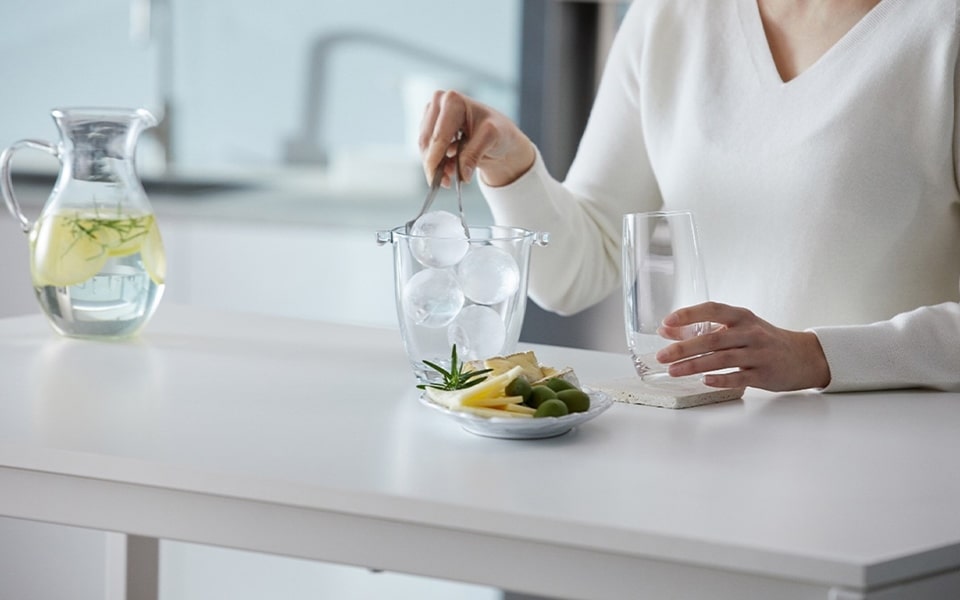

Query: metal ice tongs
left=404, top=131, right=469, bottom=238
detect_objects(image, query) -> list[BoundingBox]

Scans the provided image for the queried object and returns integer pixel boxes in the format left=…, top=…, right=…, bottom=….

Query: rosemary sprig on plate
left=416, top=344, right=492, bottom=391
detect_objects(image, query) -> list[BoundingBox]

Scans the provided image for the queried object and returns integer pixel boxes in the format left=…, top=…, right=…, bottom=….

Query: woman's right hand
left=418, top=89, right=536, bottom=189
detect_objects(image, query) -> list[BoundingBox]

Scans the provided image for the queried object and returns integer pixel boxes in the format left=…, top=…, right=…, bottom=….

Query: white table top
left=1, top=304, right=958, bottom=598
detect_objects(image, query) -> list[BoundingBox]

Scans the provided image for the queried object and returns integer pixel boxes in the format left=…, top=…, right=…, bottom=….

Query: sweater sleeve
left=479, top=1, right=662, bottom=315
left=812, top=301, right=960, bottom=392
left=815, top=23, right=960, bottom=393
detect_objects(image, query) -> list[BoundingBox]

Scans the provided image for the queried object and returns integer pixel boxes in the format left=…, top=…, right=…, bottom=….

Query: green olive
left=504, top=376, right=533, bottom=402
left=534, top=398, right=569, bottom=418
left=544, top=377, right=577, bottom=393
left=557, top=389, right=591, bottom=413
left=527, top=385, right=558, bottom=408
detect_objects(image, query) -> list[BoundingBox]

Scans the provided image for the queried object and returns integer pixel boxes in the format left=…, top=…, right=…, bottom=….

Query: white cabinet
left=0, top=213, right=39, bottom=319
left=0, top=210, right=400, bottom=329
left=159, top=216, right=398, bottom=329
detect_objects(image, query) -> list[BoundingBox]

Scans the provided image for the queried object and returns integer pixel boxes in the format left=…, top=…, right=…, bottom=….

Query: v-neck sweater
left=480, top=0, right=960, bottom=391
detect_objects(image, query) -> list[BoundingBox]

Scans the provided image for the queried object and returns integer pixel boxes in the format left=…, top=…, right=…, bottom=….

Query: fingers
left=420, top=90, right=469, bottom=185
left=655, top=309, right=754, bottom=382
left=657, top=317, right=739, bottom=359
left=665, top=344, right=747, bottom=377
left=663, top=301, right=753, bottom=328
left=456, top=118, right=501, bottom=184
left=657, top=326, right=746, bottom=366
left=661, top=341, right=757, bottom=389
left=418, top=89, right=534, bottom=189
left=660, top=341, right=755, bottom=388
left=418, top=96, right=441, bottom=153
left=657, top=323, right=705, bottom=341
left=655, top=305, right=832, bottom=391
left=702, top=370, right=752, bottom=389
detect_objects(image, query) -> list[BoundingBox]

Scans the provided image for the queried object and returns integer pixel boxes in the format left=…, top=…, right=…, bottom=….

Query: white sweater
left=481, top=0, right=960, bottom=392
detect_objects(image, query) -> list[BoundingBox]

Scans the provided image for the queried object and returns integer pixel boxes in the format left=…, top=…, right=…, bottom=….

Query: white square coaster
left=593, top=376, right=744, bottom=409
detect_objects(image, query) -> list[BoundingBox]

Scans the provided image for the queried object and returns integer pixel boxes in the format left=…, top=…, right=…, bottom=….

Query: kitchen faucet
left=284, top=29, right=515, bottom=167
left=130, top=0, right=175, bottom=171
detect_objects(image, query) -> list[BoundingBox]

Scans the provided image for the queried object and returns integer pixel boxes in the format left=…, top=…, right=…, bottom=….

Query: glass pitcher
left=0, top=107, right=166, bottom=339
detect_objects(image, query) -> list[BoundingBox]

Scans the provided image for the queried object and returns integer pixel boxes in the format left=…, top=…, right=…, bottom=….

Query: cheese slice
left=502, top=403, right=537, bottom=415
left=425, top=366, right=524, bottom=408
left=459, top=406, right=533, bottom=419
left=482, top=351, right=544, bottom=382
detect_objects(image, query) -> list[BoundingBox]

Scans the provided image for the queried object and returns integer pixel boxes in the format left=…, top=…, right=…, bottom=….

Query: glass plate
left=419, top=388, right=614, bottom=439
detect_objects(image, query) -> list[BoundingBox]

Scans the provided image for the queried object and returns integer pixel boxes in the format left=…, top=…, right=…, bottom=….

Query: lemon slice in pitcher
left=31, top=212, right=110, bottom=287
left=30, top=211, right=165, bottom=287
left=140, top=219, right=167, bottom=285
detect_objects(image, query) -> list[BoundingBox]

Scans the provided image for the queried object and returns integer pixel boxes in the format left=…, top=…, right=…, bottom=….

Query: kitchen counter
left=1, top=304, right=958, bottom=600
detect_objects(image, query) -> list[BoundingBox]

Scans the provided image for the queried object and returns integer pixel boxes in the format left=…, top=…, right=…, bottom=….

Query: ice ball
left=447, top=305, right=507, bottom=360
left=402, top=268, right=464, bottom=328
left=457, top=245, right=520, bottom=305
left=409, top=210, right=469, bottom=268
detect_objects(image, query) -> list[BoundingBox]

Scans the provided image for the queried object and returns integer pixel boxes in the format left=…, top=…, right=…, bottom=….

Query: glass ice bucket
left=377, top=225, right=548, bottom=383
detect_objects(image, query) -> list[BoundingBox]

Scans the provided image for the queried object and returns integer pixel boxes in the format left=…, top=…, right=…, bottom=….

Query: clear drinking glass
left=622, top=210, right=709, bottom=382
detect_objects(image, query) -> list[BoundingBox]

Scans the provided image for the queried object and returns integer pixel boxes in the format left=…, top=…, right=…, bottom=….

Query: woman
left=419, top=0, right=960, bottom=393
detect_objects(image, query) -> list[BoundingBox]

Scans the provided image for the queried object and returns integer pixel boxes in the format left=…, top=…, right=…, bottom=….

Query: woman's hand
left=418, top=89, right=536, bottom=188
left=655, top=301, right=832, bottom=392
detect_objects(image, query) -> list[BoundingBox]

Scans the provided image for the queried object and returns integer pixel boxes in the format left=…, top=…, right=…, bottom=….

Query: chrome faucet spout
left=285, top=29, right=516, bottom=167
left=130, top=0, right=175, bottom=171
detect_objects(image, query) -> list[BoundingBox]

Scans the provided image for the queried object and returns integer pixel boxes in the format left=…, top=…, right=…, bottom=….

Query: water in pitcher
left=29, top=208, right=166, bottom=338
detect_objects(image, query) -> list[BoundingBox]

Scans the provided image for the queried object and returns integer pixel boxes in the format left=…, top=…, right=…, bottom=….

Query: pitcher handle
left=0, top=139, right=60, bottom=233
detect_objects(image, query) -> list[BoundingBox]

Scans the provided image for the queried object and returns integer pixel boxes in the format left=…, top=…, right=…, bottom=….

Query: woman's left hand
left=655, top=301, right=832, bottom=392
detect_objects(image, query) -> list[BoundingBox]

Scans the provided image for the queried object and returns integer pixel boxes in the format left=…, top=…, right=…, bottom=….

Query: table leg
left=105, top=533, right=160, bottom=600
